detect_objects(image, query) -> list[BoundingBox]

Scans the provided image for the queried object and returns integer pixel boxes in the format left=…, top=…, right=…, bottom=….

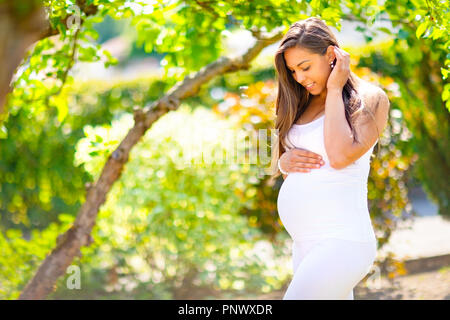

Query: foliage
left=0, top=214, right=74, bottom=299
left=50, top=106, right=291, bottom=299
left=0, top=74, right=173, bottom=231
left=3, top=0, right=449, bottom=130
left=0, top=101, right=90, bottom=231
left=0, top=0, right=347, bottom=129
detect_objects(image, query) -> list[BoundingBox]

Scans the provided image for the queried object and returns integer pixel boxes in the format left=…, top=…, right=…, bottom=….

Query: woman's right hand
left=279, top=148, right=325, bottom=174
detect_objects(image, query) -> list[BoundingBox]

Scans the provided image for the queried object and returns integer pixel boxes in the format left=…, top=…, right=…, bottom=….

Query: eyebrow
left=287, top=59, right=310, bottom=70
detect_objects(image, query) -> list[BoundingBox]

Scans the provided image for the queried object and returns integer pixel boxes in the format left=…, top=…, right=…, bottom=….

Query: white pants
left=283, top=237, right=377, bottom=300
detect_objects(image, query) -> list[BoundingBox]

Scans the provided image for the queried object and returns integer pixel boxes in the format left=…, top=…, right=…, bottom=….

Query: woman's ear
left=326, top=45, right=336, bottom=63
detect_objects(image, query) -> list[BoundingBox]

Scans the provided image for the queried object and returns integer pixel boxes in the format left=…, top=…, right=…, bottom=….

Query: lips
left=305, top=82, right=315, bottom=90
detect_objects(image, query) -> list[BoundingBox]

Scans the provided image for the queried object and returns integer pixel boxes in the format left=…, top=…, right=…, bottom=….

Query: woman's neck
left=309, top=92, right=327, bottom=109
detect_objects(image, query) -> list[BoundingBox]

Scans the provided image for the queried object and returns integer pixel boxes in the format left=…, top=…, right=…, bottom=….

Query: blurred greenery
left=0, top=0, right=448, bottom=300
left=0, top=214, right=74, bottom=299
left=0, top=75, right=171, bottom=231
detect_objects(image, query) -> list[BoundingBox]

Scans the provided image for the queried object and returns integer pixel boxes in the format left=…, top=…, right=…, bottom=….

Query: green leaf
left=442, top=88, right=450, bottom=101
left=441, top=67, right=450, bottom=80
left=415, top=21, right=429, bottom=38
left=356, top=25, right=366, bottom=33
left=58, top=213, right=75, bottom=224
left=0, top=124, right=8, bottom=139
left=94, top=134, right=103, bottom=143
left=78, top=46, right=98, bottom=62
left=378, top=27, right=392, bottom=35
left=423, top=26, right=433, bottom=38
left=442, top=83, right=450, bottom=101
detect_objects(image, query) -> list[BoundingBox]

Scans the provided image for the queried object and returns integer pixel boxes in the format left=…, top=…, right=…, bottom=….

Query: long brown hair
left=269, top=17, right=379, bottom=182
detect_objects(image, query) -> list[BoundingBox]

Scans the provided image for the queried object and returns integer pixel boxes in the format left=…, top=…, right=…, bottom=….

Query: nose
left=295, top=73, right=305, bottom=83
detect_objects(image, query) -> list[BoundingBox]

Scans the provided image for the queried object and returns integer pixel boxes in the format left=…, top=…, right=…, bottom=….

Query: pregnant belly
left=277, top=171, right=365, bottom=240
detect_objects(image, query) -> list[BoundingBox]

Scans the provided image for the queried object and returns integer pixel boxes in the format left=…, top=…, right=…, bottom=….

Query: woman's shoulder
left=354, top=78, right=390, bottom=134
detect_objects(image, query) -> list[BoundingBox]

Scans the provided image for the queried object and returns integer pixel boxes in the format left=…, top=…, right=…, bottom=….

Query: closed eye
left=291, top=66, right=310, bottom=73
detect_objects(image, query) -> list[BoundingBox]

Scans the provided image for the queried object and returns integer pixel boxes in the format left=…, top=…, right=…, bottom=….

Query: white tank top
left=277, top=103, right=378, bottom=243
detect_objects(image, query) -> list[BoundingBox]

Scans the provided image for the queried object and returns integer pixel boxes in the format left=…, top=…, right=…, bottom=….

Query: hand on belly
left=279, top=147, right=325, bottom=174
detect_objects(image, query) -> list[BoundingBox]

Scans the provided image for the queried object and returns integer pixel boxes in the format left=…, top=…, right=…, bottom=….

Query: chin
left=311, top=89, right=318, bottom=94
left=309, top=87, right=321, bottom=95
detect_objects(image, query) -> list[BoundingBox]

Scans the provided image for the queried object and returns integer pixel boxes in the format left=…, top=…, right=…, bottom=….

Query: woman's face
left=283, top=46, right=335, bottom=95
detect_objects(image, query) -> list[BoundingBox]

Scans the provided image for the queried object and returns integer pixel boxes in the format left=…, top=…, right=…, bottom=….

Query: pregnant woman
left=271, top=17, right=390, bottom=299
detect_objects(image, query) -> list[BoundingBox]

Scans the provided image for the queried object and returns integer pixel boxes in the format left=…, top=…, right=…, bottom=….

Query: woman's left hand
left=326, top=46, right=350, bottom=91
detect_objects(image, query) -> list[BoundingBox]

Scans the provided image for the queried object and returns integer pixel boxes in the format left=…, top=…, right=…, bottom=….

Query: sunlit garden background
left=0, top=0, right=449, bottom=300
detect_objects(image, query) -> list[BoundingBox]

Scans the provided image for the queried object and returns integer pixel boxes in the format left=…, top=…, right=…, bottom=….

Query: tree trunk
left=0, top=0, right=97, bottom=118
left=0, top=1, right=48, bottom=116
